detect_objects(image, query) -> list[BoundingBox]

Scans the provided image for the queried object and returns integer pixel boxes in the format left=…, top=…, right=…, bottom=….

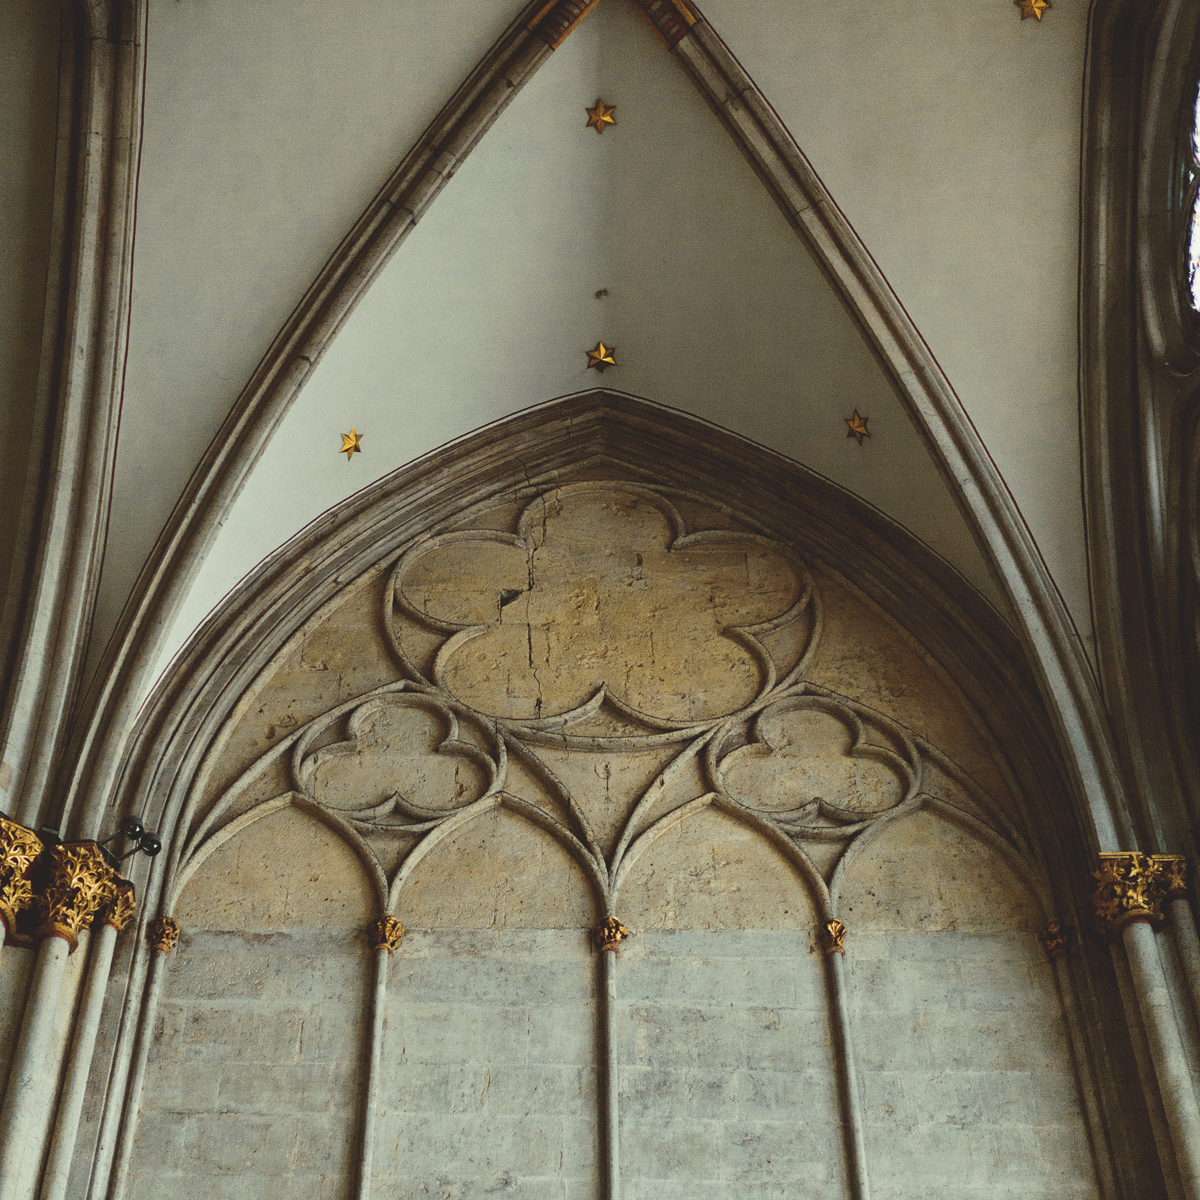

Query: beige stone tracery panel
left=129, top=479, right=1097, bottom=1200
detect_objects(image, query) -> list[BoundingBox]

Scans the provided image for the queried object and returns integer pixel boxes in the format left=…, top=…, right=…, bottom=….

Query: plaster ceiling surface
left=0, top=2, right=58, bottom=625
left=148, top=0, right=1007, bottom=688
left=89, top=0, right=524, bottom=671
left=701, top=0, right=1091, bottom=634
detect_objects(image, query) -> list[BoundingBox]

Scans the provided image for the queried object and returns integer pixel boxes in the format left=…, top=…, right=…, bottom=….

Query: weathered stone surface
left=130, top=475, right=1100, bottom=1197
left=619, top=929, right=840, bottom=1197
left=376, top=929, right=599, bottom=1198
left=841, top=812, right=1099, bottom=1199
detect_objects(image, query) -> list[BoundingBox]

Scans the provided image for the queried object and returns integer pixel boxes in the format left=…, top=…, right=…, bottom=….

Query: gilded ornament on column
left=37, top=842, right=120, bottom=952
left=102, top=879, right=138, bottom=932
left=368, top=914, right=405, bottom=952
left=0, top=816, right=44, bottom=937
left=148, top=916, right=181, bottom=954
left=1038, top=921, right=1070, bottom=961
left=1091, top=851, right=1191, bottom=934
left=820, top=918, right=847, bottom=956
left=593, top=915, right=630, bottom=953
left=1152, top=854, right=1188, bottom=899
left=1091, top=852, right=1165, bottom=934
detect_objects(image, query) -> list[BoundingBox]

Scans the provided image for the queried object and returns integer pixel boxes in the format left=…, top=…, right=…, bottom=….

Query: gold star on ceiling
left=845, top=410, right=870, bottom=445
left=586, top=342, right=617, bottom=372
left=585, top=99, right=617, bottom=133
left=1014, top=0, right=1050, bottom=19
left=340, top=427, right=363, bottom=461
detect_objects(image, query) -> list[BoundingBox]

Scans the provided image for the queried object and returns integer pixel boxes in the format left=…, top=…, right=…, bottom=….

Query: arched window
left=1186, top=84, right=1200, bottom=309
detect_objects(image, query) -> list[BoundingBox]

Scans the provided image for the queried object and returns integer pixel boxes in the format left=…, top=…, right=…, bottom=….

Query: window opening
left=1187, top=85, right=1200, bottom=309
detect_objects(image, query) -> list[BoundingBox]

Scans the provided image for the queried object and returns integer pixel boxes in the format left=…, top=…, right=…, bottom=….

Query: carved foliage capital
left=1091, top=852, right=1188, bottom=935
left=149, top=916, right=180, bottom=954
left=1152, top=854, right=1189, bottom=899
left=820, top=918, right=847, bottom=956
left=1038, top=921, right=1070, bottom=961
left=593, top=915, right=630, bottom=953
left=0, top=816, right=44, bottom=936
left=38, top=842, right=123, bottom=952
left=368, top=914, right=405, bottom=953
left=103, top=880, right=138, bottom=932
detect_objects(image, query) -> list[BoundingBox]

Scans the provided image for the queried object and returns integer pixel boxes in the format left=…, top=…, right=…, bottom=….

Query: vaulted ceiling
left=0, top=0, right=1089, bottom=693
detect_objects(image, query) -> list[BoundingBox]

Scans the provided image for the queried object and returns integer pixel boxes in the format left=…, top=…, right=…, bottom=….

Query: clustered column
left=0, top=826, right=137, bottom=1200
left=1092, top=852, right=1200, bottom=1200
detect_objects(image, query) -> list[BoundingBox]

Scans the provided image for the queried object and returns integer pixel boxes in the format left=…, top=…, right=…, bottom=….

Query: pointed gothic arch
left=75, top=390, right=1147, bottom=1200
left=58, top=0, right=1129, bottom=888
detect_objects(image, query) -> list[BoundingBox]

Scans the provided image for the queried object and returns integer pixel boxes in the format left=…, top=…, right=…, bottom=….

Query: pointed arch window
left=1187, top=85, right=1200, bottom=309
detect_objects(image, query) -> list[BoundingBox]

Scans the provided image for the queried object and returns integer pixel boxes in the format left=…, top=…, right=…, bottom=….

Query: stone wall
left=125, top=479, right=1103, bottom=1197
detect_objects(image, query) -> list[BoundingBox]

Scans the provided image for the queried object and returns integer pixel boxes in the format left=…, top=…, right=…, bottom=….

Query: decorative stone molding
left=148, top=916, right=180, bottom=954
left=593, top=916, right=630, bottom=954
left=632, top=0, right=697, bottom=47
left=1091, top=852, right=1188, bottom=934
left=528, top=0, right=599, bottom=48
left=820, top=919, right=847, bottom=956
left=1038, top=921, right=1070, bottom=961
left=368, top=914, right=405, bottom=952
left=0, top=815, right=44, bottom=937
left=37, top=842, right=123, bottom=952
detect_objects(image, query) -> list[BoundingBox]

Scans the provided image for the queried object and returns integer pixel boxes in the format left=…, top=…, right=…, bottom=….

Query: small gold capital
left=149, top=916, right=181, bottom=954
left=102, top=879, right=138, bottom=932
left=820, top=918, right=847, bottom=956
left=593, top=915, right=630, bottom=953
left=0, top=816, right=44, bottom=938
left=368, top=914, right=405, bottom=952
left=1038, top=921, right=1070, bottom=961
left=1152, top=854, right=1188, bottom=899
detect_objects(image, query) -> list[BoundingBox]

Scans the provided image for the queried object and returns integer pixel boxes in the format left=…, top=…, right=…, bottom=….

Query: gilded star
left=1014, top=0, right=1050, bottom=19
left=340, top=427, right=363, bottom=460
left=586, top=342, right=617, bottom=372
left=585, top=99, right=617, bottom=133
left=845, top=410, right=870, bottom=445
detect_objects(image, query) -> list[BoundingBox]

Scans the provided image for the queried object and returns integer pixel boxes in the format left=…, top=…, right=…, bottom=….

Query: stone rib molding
left=64, top=0, right=1133, bottom=886
left=657, top=6, right=1133, bottom=855
left=0, top=0, right=148, bottom=831
left=60, top=0, right=580, bottom=843
left=1079, top=0, right=1200, bottom=863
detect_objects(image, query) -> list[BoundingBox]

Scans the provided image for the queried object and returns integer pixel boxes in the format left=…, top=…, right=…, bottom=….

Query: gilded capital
left=38, top=842, right=121, bottom=952
left=1091, top=852, right=1191, bottom=935
left=148, top=916, right=180, bottom=954
left=1038, top=921, right=1070, bottom=961
left=0, top=816, right=44, bottom=937
left=102, top=879, right=138, bottom=932
left=368, top=914, right=405, bottom=952
left=593, top=915, right=630, bottom=953
left=820, top=918, right=847, bottom=956
left=1152, top=854, right=1189, bottom=900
